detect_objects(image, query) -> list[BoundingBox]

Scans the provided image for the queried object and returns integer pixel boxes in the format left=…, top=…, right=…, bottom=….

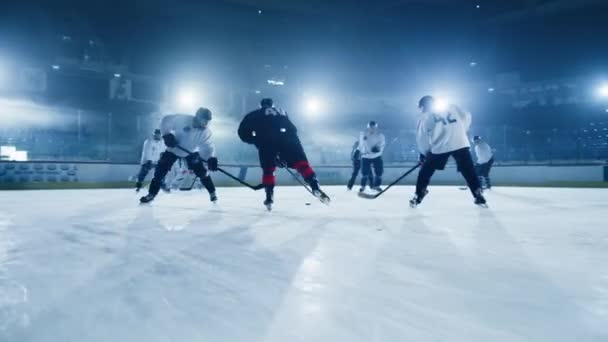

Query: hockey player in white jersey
left=473, top=135, right=494, bottom=189
left=135, top=129, right=164, bottom=192
left=140, top=108, right=219, bottom=204
left=359, top=121, right=386, bottom=192
left=410, top=96, right=486, bottom=207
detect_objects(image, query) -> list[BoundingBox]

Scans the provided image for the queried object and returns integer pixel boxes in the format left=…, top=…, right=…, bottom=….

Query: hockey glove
left=371, top=146, right=380, bottom=153
left=419, top=153, right=427, bottom=163
left=162, top=133, right=178, bottom=148
left=185, top=152, right=201, bottom=165
left=207, top=157, right=218, bottom=171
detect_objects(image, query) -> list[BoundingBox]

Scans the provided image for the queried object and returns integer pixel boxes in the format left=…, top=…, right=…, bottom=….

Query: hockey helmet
left=195, top=107, right=212, bottom=121
left=418, top=95, right=435, bottom=111
left=260, top=98, right=274, bottom=108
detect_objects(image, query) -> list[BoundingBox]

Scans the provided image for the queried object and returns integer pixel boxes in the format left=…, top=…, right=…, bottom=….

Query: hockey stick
left=179, top=174, right=198, bottom=191
left=357, top=163, right=421, bottom=200
left=276, top=159, right=316, bottom=196
left=175, top=145, right=265, bottom=190
left=276, top=158, right=330, bottom=205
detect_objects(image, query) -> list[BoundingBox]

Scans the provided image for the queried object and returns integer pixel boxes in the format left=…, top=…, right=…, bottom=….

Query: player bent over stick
left=410, top=95, right=487, bottom=207
left=238, top=98, right=329, bottom=211
left=140, top=108, right=219, bottom=204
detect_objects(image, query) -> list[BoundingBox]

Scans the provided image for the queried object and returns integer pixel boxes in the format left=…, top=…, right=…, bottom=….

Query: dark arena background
left=0, top=1, right=607, bottom=341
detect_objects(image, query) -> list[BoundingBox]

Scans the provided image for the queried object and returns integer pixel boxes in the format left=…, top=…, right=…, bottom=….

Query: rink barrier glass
left=1, top=160, right=606, bottom=190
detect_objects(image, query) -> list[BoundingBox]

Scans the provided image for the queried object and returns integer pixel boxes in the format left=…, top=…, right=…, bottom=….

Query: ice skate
left=409, top=190, right=428, bottom=208
left=139, top=194, right=155, bottom=204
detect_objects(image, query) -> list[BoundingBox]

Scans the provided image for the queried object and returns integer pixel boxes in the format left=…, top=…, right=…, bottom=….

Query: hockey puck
left=305, top=202, right=311, bottom=205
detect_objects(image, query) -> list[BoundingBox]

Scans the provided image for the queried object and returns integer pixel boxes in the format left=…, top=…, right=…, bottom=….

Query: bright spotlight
left=433, top=98, right=449, bottom=112
left=303, top=97, right=325, bottom=118
left=598, top=84, right=608, bottom=98
left=176, top=87, right=200, bottom=112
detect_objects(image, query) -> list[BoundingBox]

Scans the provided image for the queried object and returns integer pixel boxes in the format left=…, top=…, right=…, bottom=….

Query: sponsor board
left=0, top=163, right=78, bottom=183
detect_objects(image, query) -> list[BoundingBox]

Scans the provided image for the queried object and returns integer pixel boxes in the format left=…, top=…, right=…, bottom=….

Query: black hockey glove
left=185, top=152, right=201, bottom=165
left=162, top=133, right=178, bottom=148
left=207, top=157, right=218, bottom=171
left=371, top=146, right=380, bottom=153
left=419, top=153, right=427, bottom=163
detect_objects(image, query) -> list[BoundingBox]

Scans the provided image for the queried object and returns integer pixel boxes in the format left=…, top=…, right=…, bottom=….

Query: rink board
left=0, top=160, right=606, bottom=188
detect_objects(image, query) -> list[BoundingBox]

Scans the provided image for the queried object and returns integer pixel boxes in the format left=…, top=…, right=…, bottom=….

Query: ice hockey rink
left=0, top=186, right=607, bottom=341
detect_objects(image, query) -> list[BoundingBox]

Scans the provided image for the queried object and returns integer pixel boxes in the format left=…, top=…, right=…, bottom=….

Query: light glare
left=598, top=84, right=608, bottom=98
left=176, top=88, right=199, bottom=112
left=433, top=98, right=449, bottom=111
left=303, top=96, right=326, bottom=119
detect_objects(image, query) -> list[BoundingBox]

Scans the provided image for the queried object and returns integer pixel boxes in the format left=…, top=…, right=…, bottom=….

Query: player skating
left=139, top=108, right=219, bottom=204
left=135, top=129, right=164, bottom=192
left=346, top=140, right=361, bottom=190
left=472, top=135, right=494, bottom=189
left=410, top=96, right=486, bottom=207
left=238, top=98, right=329, bottom=211
left=359, top=121, right=385, bottom=193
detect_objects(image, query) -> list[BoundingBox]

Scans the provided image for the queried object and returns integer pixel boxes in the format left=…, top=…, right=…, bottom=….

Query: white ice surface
left=0, top=186, right=607, bottom=342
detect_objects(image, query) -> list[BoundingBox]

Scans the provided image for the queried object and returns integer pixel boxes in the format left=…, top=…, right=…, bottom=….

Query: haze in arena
left=1, top=1, right=607, bottom=341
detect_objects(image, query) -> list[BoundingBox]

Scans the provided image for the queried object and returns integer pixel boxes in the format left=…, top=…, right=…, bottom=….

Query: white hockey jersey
left=474, top=141, right=493, bottom=164
left=359, top=131, right=386, bottom=159
left=160, top=114, right=215, bottom=159
left=416, top=105, right=472, bottom=155
left=140, top=138, right=164, bottom=164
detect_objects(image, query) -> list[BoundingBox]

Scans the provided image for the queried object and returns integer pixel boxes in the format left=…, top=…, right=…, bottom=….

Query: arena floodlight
left=176, top=87, right=200, bottom=112
left=433, top=97, right=449, bottom=112
left=598, top=84, right=608, bottom=98
left=303, top=96, right=325, bottom=119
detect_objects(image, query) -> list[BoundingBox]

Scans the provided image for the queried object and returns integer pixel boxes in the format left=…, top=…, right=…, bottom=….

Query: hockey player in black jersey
left=346, top=140, right=361, bottom=190
left=238, top=98, right=329, bottom=210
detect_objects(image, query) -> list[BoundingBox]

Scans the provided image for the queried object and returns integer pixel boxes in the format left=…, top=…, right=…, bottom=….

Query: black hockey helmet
left=418, top=95, right=435, bottom=110
left=367, top=120, right=378, bottom=128
left=473, top=135, right=482, bottom=142
left=153, top=129, right=161, bottom=140
left=260, top=98, right=274, bottom=108
left=195, top=107, right=212, bottom=121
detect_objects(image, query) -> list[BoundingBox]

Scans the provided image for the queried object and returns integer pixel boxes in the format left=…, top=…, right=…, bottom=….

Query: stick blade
left=252, top=184, right=266, bottom=191
left=357, top=192, right=378, bottom=200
